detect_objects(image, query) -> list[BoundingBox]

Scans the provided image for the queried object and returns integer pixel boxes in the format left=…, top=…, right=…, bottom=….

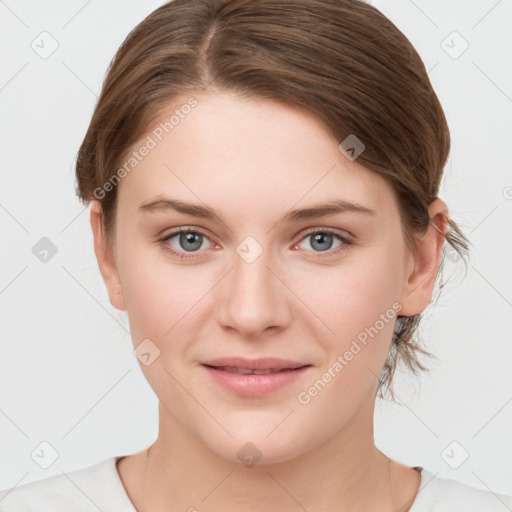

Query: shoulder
left=0, top=456, right=136, bottom=512
left=412, top=467, right=512, bottom=511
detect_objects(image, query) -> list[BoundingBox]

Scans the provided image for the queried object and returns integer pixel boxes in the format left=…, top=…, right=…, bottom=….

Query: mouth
left=199, top=357, right=312, bottom=397
left=202, top=365, right=308, bottom=375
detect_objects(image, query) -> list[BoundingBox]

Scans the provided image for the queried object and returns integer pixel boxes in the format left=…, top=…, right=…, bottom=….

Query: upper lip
left=200, top=357, right=310, bottom=371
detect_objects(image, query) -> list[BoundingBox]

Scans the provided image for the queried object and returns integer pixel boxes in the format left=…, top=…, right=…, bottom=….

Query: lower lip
left=201, top=365, right=311, bottom=397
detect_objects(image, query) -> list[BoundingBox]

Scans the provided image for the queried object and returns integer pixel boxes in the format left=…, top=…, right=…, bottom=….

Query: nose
left=216, top=243, right=291, bottom=339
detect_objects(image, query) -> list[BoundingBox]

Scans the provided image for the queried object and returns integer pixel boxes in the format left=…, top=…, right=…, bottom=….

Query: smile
left=200, top=362, right=312, bottom=397
left=207, top=365, right=300, bottom=375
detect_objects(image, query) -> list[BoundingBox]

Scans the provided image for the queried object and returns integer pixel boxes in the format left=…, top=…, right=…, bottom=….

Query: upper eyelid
left=299, top=226, right=353, bottom=240
left=161, top=226, right=352, bottom=247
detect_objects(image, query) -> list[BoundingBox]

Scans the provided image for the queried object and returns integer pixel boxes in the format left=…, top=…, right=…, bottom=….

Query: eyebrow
left=138, top=196, right=377, bottom=223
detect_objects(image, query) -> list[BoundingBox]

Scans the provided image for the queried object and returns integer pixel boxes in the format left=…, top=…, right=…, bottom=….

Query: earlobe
left=398, top=198, right=448, bottom=317
left=90, top=201, right=127, bottom=312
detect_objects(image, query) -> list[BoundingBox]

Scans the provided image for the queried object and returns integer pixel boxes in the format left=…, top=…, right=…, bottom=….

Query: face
left=92, top=90, right=444, bottom=465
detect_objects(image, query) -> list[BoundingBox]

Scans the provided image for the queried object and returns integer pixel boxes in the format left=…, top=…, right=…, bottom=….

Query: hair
left=75, top=0, right=470, bottom=402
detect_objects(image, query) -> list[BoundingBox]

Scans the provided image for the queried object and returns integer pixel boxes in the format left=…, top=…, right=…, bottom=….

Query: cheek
left=294, top=246, right=403, bottom=337
left=117, top=243, right=215, bottom=344
left=290, top=246, right=404, bottom=400
left=294, top=265, right=400, bottom=415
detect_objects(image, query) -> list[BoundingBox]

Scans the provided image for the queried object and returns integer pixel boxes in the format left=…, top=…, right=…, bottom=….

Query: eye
left=294, top=228, right=353, bottom=257
left=159, top=227, right=353, bottom=260
left=159, top=228, right=216, bottom=259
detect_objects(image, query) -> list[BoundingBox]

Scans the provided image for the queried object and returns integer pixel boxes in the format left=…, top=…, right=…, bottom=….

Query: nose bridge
left=217, top=236, right=289, bottom=336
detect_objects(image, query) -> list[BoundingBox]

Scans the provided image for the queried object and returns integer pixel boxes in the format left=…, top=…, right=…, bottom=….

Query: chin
left=226, top=439, right=302, bottom=467
left=199, top=423, right=309, bottom=467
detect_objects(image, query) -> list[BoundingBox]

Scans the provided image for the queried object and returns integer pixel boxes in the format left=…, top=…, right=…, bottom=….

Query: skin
left=90, top=90, right=447, bottom=511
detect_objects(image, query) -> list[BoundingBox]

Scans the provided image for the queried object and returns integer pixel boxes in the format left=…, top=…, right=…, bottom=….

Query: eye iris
left=180, top=232, right=203, bottom=251
left=311, top=233, right=333, bottom=252
left=171, top=231, right=341, bottom=254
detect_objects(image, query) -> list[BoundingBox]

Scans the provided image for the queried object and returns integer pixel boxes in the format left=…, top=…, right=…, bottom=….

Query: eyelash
left=158, top=227, right=353, bottom=260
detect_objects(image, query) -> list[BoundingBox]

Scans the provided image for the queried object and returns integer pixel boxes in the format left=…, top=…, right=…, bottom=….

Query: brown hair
left=75, top=0, right=470, bottom=401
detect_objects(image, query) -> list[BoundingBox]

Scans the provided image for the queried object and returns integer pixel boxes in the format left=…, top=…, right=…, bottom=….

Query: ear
left=90, top=201, right=127, bottom=311
left=398, top=198, right=448, bottom=316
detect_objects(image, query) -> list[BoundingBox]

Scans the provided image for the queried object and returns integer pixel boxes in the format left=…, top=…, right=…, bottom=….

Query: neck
left=132, top=399, right=419, bottom=512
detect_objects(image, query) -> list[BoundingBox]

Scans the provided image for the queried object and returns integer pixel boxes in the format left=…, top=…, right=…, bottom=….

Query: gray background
left=0, top=0, right=511, bottom=497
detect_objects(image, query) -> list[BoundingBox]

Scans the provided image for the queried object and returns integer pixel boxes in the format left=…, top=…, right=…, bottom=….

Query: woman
left=1, top=0, right=510, bottom=510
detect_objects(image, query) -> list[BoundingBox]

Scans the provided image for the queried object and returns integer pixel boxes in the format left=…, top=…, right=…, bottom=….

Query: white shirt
left=0, top=456, right=511, bottom=511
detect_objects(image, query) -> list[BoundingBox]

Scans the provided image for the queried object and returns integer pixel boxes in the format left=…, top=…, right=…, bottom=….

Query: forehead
left=116, top=91, right=397, bottom=222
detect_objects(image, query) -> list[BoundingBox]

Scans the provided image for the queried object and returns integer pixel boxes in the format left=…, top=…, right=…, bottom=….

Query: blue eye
left=295, top=229, right=353, bottom=257
left=159, top=227, right=353, bottom=260
left=159, top=228, right=213, bottom=259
